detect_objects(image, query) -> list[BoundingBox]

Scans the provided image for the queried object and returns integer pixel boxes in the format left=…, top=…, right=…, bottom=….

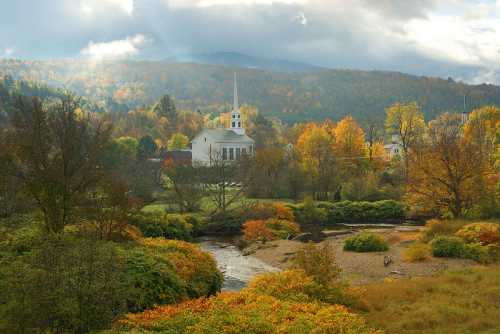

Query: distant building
left=191, top=73, right=255, bottom=166
left=384, top=135, right=402, bottom=160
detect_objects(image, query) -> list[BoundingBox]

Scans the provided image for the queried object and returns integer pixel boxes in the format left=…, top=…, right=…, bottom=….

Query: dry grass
left=355, top=265, right=500, bottom=334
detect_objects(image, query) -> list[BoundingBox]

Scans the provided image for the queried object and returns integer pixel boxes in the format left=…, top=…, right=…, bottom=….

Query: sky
left=1, top=0, right=500, bottom=83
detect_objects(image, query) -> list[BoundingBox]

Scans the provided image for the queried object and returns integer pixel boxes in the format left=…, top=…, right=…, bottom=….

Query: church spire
left=233, top=72, right=239, bottom=112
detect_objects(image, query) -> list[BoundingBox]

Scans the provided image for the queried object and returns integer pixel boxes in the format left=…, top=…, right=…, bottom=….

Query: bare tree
left=5, top=95, right=112, bottom=232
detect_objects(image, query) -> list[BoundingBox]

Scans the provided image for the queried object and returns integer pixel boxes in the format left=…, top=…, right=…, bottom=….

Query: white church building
left=191, top=74, right=255, bottom=166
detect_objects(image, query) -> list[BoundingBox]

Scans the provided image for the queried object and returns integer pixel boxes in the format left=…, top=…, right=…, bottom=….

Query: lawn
left=357, top=265, right=500, bottom=334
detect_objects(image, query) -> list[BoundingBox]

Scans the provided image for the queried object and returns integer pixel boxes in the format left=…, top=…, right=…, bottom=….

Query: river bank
left=249, top=228, right=476, bottom=284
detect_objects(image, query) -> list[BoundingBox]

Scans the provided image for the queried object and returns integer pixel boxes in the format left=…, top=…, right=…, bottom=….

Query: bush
left=455, top=222, right=500, bottom=245
left=240, top=201, right=295, bottom=222
left=265, top=218, right=300, bottom=239
left=291, top=199, right=404, bottom=225
left=141, top=238, right=223, bottom=299
left=114, top=291, right=379, bottom=334
left=124, top=247, right=186, bottom=312
left=422, top=219, right=468, bottom=242
left=431, top=236, right=498, bottom=263
left=291, top=196, right=328, bottom=225
left=344, top=233, right=389, bottom=252
left=0, top=235, right=126, bottom=334
left=430, top=236, right=466, bottom=258
left=243, top=220, right=274, bottom=243
left=402, top=242, right=431, bottom=262
left=129, top=213, right=194, bottom=241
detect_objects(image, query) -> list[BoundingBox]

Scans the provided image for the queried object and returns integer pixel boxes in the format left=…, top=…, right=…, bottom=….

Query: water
left=197, top=237, right=278, bottom=291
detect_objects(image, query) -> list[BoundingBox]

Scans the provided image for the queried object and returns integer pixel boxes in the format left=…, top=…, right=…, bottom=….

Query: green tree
left=167, top=132, right=190, bottom=151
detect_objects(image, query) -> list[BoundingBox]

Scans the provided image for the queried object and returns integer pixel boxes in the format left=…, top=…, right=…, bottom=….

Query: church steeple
left=230, top=72, right=245, bottom=135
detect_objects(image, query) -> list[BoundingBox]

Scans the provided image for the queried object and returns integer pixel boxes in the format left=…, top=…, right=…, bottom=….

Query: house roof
left=193, top=128, right=254, bottom=143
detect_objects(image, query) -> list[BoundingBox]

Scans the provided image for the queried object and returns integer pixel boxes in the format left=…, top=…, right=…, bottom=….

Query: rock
left=322, top=230, right=353, bottom=238
left=389, top=270, right=405, bottom=275
left=292, top=232, right=314, bottom=242
left=384, top=255, right=393, bottom=267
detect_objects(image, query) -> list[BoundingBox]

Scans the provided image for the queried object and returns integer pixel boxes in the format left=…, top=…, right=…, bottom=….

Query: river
left=197, top=236, right=278, bottom=291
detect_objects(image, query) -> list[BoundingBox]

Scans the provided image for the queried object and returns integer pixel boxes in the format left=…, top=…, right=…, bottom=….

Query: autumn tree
left=334, top=116, right=367, bottom=176
left=164, top=159, right=205, bottom=212
left=296, top=122, right=338, bottom=200
left=407, top=113, right=487, bottom=217
left=5, top=95, right=112, bottom=233
left=167, top=133, right=190, bottom=151
left=385, top=102, right=425, bottom=178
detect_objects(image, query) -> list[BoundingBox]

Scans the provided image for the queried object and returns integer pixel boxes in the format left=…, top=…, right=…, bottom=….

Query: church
left=191, top=74, right=255, bottom=166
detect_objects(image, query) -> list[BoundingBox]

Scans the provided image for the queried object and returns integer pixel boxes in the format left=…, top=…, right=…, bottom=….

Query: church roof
left=193, top=128, right=254, bottom=143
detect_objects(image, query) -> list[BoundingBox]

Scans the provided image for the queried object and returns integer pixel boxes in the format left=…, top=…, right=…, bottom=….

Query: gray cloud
left=0, top=0, right=498, bottom=83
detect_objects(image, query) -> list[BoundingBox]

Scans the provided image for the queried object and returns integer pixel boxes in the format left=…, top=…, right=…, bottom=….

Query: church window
left=232, top=114, right=236, bottom=119
left=222, top=148, right=227, bottom=160
left=237, top=114, right=240, bottom=119
left=242, top=148, right=247, bottom=155
left=238, top=122, right=241, bottom=127
left=229, top=148, right=234, bottom=160
left=232, top=122, right=236, bottom=127
left=236, top=148, right=241, bottom=159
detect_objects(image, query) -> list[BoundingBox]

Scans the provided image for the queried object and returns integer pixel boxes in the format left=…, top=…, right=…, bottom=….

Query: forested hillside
left=1, top=59, right=500, bottom=123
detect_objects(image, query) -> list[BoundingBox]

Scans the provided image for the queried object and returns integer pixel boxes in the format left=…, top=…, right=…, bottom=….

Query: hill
left=168, top=51, right=322, bottom=73
left=1, top=59, right=499, bottom=123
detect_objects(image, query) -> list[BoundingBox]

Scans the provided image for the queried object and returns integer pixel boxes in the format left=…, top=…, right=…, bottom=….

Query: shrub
left=455, top=222, right=500, bottom=245
left=422, top=219, right=468, bottom=242
left=129, top=213, right=194, bottom=241
left=431, top=236, right=498, bottom=263
left=292, top=196, right=328, bottom=225
left=402, top=242, right=431, bottom=262
left=0, top=235, right=126, bottom=334
left=123, top=247, right=187, bottom=312
left=265, top=218, right=300, bottom=239
left=241, top=201, right=295, bottom=222
left=344, top=233, right=389, bottom=252
left=141, top=238, right=223, bottom=299
left=243, top=220, right=274, bottom=243
left=291, top=199, right=404, bottom=225
left=430, top=236, right=466, bottom=258
left=115, top=291, right=380, bottom=334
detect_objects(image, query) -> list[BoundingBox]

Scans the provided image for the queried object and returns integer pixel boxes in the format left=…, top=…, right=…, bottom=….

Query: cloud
left=169, top=0, right=308, bottom=7
left=81, top=34, right=150, bottom=60
left=80, top=0, right=134, bottom=15
left=291, top=11, right=307, bottom=25
left=1, top=47, right=15, bottom=58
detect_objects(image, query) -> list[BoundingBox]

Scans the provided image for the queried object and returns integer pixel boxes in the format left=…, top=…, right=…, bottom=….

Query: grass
left=356, top=265, right=500, bottom=334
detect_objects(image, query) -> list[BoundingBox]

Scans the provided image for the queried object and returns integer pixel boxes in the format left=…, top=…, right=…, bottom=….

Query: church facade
left=191, top=74, right=255, bottom=166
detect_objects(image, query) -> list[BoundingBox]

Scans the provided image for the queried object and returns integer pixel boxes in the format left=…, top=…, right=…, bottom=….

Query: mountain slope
left=0, top=59, right=499, bottom=124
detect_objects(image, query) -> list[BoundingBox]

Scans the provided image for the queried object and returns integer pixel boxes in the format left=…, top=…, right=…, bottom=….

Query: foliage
left=167, top=132, right=190, bottom=150
left=163, top=160, right=205, bottom=212
left=421, top=219, right=469, bottom=242
left=290, top=196, right=328, bottom=225
left=344, top=233, right=389, bottom=252
left=429, top=236, right=497, bottom=263
left=240, top=201, right=295, bottom=221
left=128, top=213, right=195, bottom=241
left=243, top=220, right=274, bottom=243
left=113, top=291, right=380, bottom=334
left=123, top=247, right=186, bottom=312
left=402, top=242, right=431, bottom=262
left=265, top=218, right=300, bottom=239
left=291, top=199, right=404, bottom=225
left=455, top=222, right=500, bottom=245
left=0, top=235, right=126, bottom=334
left=358, top=266, right=500, bottom=334
left=4, top=95, right=112, bottom=233
left=141, top=238, right=223, bottom=299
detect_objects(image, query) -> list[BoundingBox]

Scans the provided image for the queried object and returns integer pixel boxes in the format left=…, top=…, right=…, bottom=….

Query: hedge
left=288, top=200, right=405, bottom=225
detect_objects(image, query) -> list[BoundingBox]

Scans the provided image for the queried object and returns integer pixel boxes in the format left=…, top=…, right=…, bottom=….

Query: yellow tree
left=167, top=133, right=190, bottom=151
left=407, top=113, right=486, bottom=217
left=334, top=116, right=367, bottom=173
left=385, top=102, right=425, bottom=178
left=296, top=122, right=338, bottom=200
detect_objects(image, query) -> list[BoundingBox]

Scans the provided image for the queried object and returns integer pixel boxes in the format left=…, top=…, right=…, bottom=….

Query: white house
left=384, top=135, right=403, bottom=160
left=191, top=73, right=255, bottom=166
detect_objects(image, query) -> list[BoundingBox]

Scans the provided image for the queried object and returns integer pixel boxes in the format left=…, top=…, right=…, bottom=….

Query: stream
left=197, top=236, right=278, bottom=291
